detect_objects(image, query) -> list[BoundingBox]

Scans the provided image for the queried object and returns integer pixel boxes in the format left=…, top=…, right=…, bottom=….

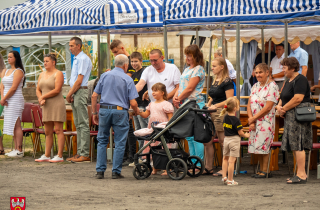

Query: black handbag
left=194, top=110, right=214, bottom=143
left=292, top=80, right=316, bottom=122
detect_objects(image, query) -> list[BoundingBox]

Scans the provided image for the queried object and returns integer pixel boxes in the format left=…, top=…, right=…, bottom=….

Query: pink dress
left=142, top=101, right=174, bottom=156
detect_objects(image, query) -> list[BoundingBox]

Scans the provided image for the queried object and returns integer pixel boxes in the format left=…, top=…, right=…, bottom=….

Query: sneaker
left=49, top=155, right=64, bottom=163
left=72, top=156, right=90, bottom=163
left=95, top=172, right=104, bottom=179
left=122, top=159, right=134, bottom=166
left=129, top=159, right=143, bottom=167
left=8, top=151, right=24, bottom=157
left=35, top=154, right=51, bottom=162
left=66, top=154, right=80, bottom=162
left=5, top=149, right=17, bottom=156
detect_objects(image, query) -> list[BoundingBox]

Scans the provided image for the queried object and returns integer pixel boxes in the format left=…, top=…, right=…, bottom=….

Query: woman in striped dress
left=1, top=51, right=25, bottom=157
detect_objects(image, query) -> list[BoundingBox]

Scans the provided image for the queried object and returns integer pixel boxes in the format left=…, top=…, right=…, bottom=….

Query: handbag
left=194, top=109, right=214, bottom=143
left=292, top=80, right=316, bottom=122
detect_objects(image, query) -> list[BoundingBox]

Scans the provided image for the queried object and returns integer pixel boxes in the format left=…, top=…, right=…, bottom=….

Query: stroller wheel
left=187, top=156, right=204, bottom=177
left=133, top=163, right=150, bottom=180
left=166, top=158, right=187, bottom=180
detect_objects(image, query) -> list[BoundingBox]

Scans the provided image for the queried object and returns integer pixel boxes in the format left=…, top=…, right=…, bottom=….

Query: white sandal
left=227, top=179, right=238, bottom=186
left=222, top=177, right=227, bottom=185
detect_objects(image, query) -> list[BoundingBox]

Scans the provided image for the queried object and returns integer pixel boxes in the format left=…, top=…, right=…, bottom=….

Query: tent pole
left=284, top=21, right=288, bottom=58
left=236, top=21, right=241, bottom=174
left=196, top=27, right=199, bottom=46
left=48, top=32, right=52, bottom=53
left=268, top=39, right=271, bottom=68
left=207, top=35, right=213, bottom=103
left=164, top=25, right=168, bottom=62
left=222, top=25, right=226, bottom=58
left=261, top=27, right=265, bottom=63
left=97, top=30, right=101, bottom=78
left=107, top=29, right=111, bottom=69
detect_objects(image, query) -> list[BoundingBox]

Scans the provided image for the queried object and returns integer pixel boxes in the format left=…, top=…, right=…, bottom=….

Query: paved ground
left=0, top=152, right=320, bottom=210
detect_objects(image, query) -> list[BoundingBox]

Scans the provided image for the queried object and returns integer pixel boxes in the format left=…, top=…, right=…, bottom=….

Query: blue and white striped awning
left=0, top=0, right=163, bottom=35
left=107, top=0, right=163, bottom=29
left=163, top=0, right=320, bottom=26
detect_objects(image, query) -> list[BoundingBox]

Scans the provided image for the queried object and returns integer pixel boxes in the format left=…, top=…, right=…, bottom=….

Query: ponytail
left=219, top=105, right=227, bottom=117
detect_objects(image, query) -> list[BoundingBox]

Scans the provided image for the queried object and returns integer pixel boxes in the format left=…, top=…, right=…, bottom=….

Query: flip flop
left=287, top=176, right=307, bottom=184
left=213, top=172, right=223, bottom=177
left=202, top=168, right=214, bottom=175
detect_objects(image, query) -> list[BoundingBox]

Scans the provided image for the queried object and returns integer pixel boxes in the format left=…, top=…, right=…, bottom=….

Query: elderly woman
left=277, top=57, right=312, bottom=184
left=247, top=63, right=279, bottom=178
left=204, top=57, right=234, bottom=176
left=173, top=44, right=206, bottom=164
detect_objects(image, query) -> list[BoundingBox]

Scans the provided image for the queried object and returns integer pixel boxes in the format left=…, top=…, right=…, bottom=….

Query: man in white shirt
left=270, top=44, right=285, bottom=89
left=135, top=49, right=181, bottom=102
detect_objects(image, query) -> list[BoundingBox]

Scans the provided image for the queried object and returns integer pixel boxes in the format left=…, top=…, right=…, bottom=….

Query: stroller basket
left=151, top=146, right=189, bottom=170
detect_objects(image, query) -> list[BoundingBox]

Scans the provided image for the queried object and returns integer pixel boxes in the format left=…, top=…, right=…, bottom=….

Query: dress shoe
left=112, top=172, right=124, bottom=179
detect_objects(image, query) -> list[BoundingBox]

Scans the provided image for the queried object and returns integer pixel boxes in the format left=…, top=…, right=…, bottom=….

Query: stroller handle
left=189, top=108, right=217, bottom=113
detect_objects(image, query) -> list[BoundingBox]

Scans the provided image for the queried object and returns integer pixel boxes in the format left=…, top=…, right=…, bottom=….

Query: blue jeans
left=96, top=109, right=129, bottom=174
left=133, top=106, right=149, bottom=150
left=186, top=101, right=205, bottom=164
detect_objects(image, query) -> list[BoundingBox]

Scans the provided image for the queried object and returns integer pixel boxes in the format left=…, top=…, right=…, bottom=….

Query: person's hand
left=248, top=117, right=256, bottom=125
left=93, top=114, right=99, bottom=125
left=244, top=132, right=250, bottom=138
left=208, top=105, right=217, bottom=110
left=311, top=86, right=316, bottom=92
left=173, top=96, right=180, bottom=109
left=40, top=100, right=46, bottom=106
left=105, top=68, right=111, bottom=72
left=0, top=99, right=7, bottom=106
left=134, top=107, right=140, bottom=116
left=249, top=123, right=256, bottom=131
left=66, top=94, right=72, bottom=103
left=279, top=107, right=286, bottom=117
left=142, top=91, right=149, bottom=101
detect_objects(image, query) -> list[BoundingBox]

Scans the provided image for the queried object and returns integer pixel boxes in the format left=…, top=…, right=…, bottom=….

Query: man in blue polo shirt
left=289, top=41, right=308, bottom=76
left=91, top=54, right=140, bottom=179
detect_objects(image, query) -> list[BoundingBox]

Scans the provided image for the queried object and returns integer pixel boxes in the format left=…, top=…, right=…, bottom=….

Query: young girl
left=139, top=83, right=174, bottom=175
left=220, top=97, right=250, bottom=185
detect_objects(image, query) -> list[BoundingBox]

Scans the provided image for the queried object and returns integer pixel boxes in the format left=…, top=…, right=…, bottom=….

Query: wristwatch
left=92, top=112, right=98, bottom=115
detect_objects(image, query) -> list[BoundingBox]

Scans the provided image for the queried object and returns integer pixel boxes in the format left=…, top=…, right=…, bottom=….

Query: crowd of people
left=0, top=37, right=315, bottom=185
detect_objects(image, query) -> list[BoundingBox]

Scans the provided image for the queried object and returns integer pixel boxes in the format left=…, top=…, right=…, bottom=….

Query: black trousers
left=124, top=119, right=137, bottom=161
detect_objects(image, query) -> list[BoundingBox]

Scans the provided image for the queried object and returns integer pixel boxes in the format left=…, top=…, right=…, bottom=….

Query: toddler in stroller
left=133, top=99, right=216, bottom=180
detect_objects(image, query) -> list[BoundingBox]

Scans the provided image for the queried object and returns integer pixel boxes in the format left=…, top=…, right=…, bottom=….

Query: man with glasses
left=135, top=49, right=181, bottom=103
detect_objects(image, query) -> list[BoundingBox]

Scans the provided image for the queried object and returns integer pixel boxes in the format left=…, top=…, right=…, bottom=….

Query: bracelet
left=92, top=112, right=98, bottom=115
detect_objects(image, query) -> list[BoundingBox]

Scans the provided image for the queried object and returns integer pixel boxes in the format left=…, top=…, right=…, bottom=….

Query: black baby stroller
left=133, top=100, right=216, bottom=180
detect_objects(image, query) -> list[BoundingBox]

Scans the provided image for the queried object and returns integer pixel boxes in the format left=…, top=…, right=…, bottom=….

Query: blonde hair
left=212, top=57, right=229, bottom=86
left=151, top=83, right=168, bottom=100
left=220, top=97, right=240, bottom=117
left=215, top=47, right=223, bottom=56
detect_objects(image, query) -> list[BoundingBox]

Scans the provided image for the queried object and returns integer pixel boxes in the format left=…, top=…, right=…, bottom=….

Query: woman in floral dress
left=247, top=63, right=279, bottom=178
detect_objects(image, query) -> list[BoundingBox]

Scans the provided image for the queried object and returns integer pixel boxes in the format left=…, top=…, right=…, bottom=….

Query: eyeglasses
left=150, top=57, right=161, bottom=63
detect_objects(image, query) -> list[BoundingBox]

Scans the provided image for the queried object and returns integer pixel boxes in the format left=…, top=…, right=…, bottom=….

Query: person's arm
left=311, top=80, right=320, bottom=92
left=247, top=98, right=256, bottom=130
left=139, top=109, right=150, bottom=118
left=248, top=101, right=275, bottom=125
left=301, top=66, right=308, bottom=77
left=281, top=94, right=304, bottom=114
left=130, top=99, right=140, bottom=115
left=167, top=84, right=179, bottom=100
left=92, top=92, right=100, bottom=125
left=135, top=79, right=146, bottom=93
left=39, top=71, right=64, bottom=101
left=207, top=98, right=213, bottom=107
left=208, top=89, right=234, bottom=109
left=66, top=74, right=83, bottom=102
left=0, top=70, right=6, bottom=100
left=238, top=129, right=250, bottom=138
left=177, top=77, right=200, bottom=101
left=0, top=70, right=24, bottom=105
left=167, top=113, right=173, bottom=121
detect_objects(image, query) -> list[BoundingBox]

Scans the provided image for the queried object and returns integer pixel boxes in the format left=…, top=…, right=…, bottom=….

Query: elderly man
left=66, top=37, right=92, bottom=163
left=289, top=41, right=308, bottom=76
left=270, top=44, right=285, bottom=89
left=135, top=49, right=181, bottom=102
left=92, top=54, right=139, bottom=179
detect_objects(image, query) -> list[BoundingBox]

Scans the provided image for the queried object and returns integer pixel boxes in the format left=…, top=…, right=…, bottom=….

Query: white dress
left=2, top=69, right=25, bottom=136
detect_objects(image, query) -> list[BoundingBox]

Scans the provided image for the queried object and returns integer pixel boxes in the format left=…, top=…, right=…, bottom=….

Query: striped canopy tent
left=0, top=0, right=163, bottom=35
left=163, top=0, right=320, bottom=26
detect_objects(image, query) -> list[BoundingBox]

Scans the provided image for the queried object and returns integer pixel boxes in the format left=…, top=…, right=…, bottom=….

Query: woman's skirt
left=281, top=102, right=312, bottom=152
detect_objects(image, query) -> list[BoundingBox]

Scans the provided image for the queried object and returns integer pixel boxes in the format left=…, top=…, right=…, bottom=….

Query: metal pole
left=284, top=21, right=288, bottom=58
left=48, top=32, right=52, bottom=53
left=268, top=39, right=272, bottom=68
left=97, top=30, right=101, bottom=77
left=207, top=35, right=213, bottom=103
left=235, top=21, right=241, bottom=174
left=107, top=29, right=111, bottom=69
left=244, top=43, right=248, bottom=96
left=261, top=28, right=265, bottom=63
left=164, top=25, right=168, bottom=62
left=196, top=27, right=199, bottom=46
left=222, top=25, right=226, bottom=58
